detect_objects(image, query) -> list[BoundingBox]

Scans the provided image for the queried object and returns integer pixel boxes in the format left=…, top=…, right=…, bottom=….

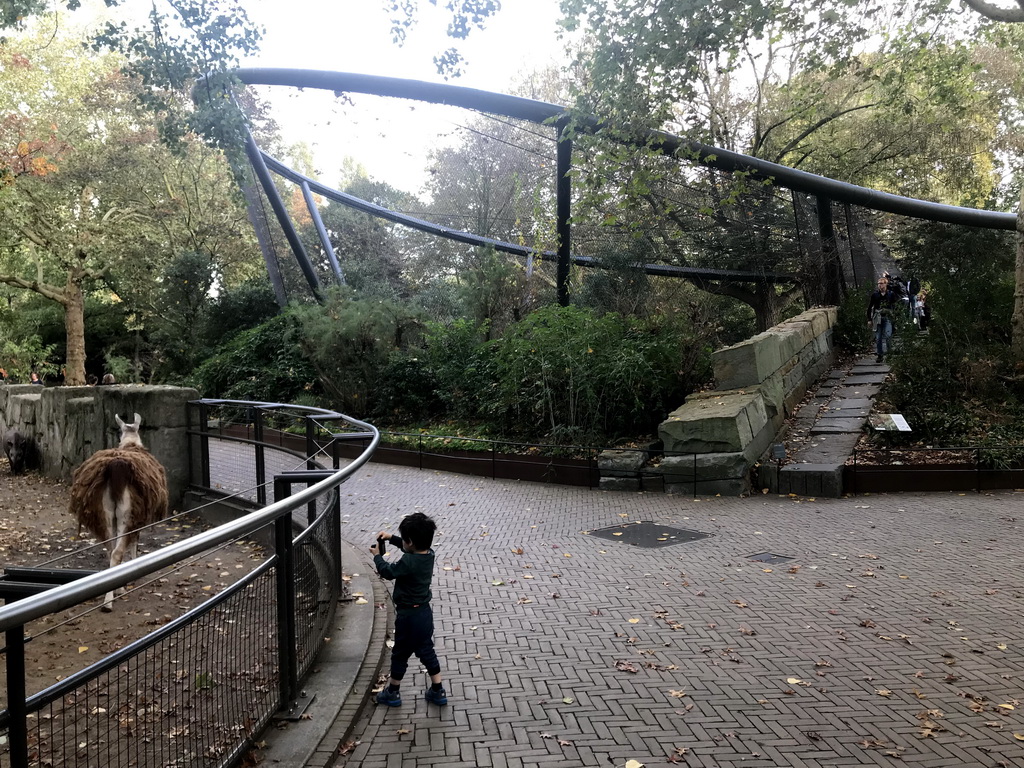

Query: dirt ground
left=0, top=459, right=264, bottom=698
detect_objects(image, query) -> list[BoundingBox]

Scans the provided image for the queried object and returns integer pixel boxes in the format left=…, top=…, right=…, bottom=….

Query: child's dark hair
left=399, top=512, right=436, bottom=551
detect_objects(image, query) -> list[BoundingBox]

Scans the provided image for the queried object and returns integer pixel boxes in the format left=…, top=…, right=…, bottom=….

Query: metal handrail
left=0, top=402, right=379, bottom=634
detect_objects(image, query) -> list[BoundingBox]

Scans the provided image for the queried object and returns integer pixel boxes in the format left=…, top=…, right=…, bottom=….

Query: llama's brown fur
left=69, top=413, right=169, bottom=610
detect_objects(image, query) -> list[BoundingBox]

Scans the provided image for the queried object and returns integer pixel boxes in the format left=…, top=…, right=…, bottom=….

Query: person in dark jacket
left=372, top=512, right=447, bottom=707
left=867, top=276, right=898, bottom=363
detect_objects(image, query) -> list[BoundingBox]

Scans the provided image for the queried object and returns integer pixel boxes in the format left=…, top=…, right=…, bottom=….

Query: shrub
left=190, top=314, right=319, bottom=403
left=482, top=305, right=710, bottom=443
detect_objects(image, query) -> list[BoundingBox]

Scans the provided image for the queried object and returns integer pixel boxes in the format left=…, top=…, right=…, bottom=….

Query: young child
left=371, top=512, right=447, bottom=707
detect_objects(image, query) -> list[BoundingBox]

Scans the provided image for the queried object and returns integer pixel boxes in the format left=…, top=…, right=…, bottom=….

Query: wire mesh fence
left=0, top=400, right=376, bottom=768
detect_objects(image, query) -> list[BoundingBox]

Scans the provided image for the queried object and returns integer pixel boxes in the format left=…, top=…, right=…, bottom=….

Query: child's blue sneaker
left=425, top=686, right=448, bottom=706
left=376, top=688, right=402, bottom=706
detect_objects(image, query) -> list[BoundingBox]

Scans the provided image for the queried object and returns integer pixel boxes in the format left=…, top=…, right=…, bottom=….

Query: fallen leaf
left=491, top=579, right=505, bottom=586
left=876, top=689, right=892, bottom=697
left=628, top=618, right=641, bottom=624
left=562, top=697, right=573, bottom=704
left=625, top=761, right=645, bottom=768
left=78, top=646, right=88, bottom=654
left=354, top=597, right=368, bottom=605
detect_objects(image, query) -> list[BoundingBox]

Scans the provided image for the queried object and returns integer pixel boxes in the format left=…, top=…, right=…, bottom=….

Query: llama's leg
left=102, top=488, right=132, bottom=611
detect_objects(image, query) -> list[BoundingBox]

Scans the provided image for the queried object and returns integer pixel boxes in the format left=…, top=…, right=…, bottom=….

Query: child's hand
left=377, top=530, right=391, bottom=540
left=369, top=541, right=381, bottom=556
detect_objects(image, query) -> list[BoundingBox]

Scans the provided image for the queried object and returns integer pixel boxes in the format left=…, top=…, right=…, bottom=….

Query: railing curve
left=0, top=399, right=378, bottom=768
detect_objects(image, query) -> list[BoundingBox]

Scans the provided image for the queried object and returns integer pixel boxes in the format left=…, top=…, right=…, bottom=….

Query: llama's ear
left=115, top=414, right=125, bottom=430
left=132, top=413, right=142, bottom=428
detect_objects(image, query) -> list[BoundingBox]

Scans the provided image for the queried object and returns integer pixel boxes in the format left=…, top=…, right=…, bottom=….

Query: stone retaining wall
left=598, top=307, right=837, bottom=495
left=0, top=384, right=198, bottom=507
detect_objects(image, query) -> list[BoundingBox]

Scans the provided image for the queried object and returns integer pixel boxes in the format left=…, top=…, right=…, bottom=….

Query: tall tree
left=0, top=26, right=256, bottom=383
left=558, top=0, right=1024, bottom=327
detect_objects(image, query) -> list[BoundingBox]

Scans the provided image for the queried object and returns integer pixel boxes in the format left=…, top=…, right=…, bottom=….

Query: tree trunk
left=1013, top=187, right=1024, bottom=364
left=63, top=277, right=87, bottom=386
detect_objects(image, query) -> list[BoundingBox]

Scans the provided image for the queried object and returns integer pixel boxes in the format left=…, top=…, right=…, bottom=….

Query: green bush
left=832, top=290, right=871, bottom=353
left=291, top=289, right=426, bottom=417
left=481, top=304, right=710, bottom=443
left=190, top=314, right=319, bottom=403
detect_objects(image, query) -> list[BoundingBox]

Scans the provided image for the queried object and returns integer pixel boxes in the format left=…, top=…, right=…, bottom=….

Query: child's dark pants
left=390, top=605, right=440, bottom=680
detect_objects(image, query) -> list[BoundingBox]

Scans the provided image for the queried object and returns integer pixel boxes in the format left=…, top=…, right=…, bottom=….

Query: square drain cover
left=590, top=521, right=711, bottom=548
left=748, top=552, right=794, bottom=564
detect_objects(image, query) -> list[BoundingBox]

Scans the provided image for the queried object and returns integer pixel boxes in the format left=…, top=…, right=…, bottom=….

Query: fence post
left=492, top=443, right=497, bottom=481
left=254, top=408, right=267, bottom=507
left=199, top=401, right=211, bottom=489
left=274, top=479, right=299, bottom=707
left=693, top=451, right=697, bottom=500
left=556, top=120, right=573, bottom=307
left=5, top=622, right=28, bottom=767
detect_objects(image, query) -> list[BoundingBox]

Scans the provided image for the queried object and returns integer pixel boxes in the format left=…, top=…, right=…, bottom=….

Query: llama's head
left=115, top=413, right=144, bottom=448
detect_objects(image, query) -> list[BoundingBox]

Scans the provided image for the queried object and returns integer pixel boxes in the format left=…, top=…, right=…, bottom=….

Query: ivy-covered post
left=556, top=119, right=573, bottom=307
left=1013, top=186, right=1024, bottom=363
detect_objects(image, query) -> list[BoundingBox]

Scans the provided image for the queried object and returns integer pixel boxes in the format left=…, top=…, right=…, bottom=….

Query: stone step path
left=761, top=354, right=889, bottom=496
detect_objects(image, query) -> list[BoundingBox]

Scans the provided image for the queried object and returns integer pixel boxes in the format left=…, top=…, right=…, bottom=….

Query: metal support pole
left=254, top=408, right=267, bottom=507
left=6, top=622, right=28, bottom=768
left=274, top=497, right=298, bottom=706
left=243, top=126, right=323, bottom=302
left=305, top=418, right=317, bottom=522
left=302, top=180, right=345, bottom=285
left=556, top=122, right=573, bottom=307
left=693, top=452, right=698, bottom=500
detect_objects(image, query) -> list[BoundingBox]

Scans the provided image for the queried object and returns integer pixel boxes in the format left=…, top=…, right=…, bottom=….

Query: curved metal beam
left=226, top=68, right=1017, bottom=231
left=260, top=152, right=797, bottom=284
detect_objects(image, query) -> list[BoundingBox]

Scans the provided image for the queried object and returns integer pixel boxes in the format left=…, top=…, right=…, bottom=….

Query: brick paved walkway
left=333, top=464, right=1024, bottom=768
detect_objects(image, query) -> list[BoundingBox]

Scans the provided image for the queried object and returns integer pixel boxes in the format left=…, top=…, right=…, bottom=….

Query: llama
left=3, top=429, right=40, bottom=474
left=69, top=413, right=169, bottom=611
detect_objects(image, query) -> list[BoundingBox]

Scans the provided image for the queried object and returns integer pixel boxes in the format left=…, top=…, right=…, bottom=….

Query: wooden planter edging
left=335, top=440, right=598, bottom=487
left=845, top=464, right=1024, bottom=494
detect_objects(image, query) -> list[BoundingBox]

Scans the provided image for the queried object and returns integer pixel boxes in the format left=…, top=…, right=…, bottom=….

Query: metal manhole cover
left=748, top=552, right=795, bottom=564
left=590, top=521, right=711, bottom=548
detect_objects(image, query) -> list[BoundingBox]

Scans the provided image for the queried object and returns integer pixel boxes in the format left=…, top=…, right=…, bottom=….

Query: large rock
left=660, top=390, right=770, bottom=454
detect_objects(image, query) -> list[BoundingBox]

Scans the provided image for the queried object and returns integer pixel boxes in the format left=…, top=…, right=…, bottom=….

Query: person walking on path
left=867, top=276, right=898, bottom=363
left=371, top=512, right=447, bottom=707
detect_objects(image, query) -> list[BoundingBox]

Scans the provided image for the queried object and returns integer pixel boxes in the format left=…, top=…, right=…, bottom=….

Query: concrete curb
left=257, top=539, right=390, bottom=767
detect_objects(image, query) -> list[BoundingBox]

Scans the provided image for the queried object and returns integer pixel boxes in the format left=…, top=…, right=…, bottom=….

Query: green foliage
left=881, top=222, right=1020, bottom=445
left=91, top=0, right=262, bottom=161
left=832, top=290, right=871, bottom=353
left=481, top=304, right=710, bottom=443
left=422, top=318, right=493, bottom=421
left=190, top=313, right=318, bottom=403
left=291, top=289, right=426, bottom=417
left=199, top=279, right=280, bottom=349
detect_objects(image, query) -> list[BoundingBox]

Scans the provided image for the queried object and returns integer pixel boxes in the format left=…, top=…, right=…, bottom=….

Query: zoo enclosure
left=0, top=400, right=378, bottom=768
left=227, top=70, right=1017, bottom=318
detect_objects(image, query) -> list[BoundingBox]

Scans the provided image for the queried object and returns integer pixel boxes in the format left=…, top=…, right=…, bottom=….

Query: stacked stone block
left=0, top=384, right=198, bottom=507
left=655, top=307, right=837, bottom=496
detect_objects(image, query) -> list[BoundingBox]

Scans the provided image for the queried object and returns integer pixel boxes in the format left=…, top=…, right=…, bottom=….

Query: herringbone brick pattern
left=333, top=467, right=1024, bottom=767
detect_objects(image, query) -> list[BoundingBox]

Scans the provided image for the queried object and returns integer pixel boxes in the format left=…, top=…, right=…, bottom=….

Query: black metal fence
left=0, top=400, right=377, bottom=768
left=848, top=445, right=1024, bottom=494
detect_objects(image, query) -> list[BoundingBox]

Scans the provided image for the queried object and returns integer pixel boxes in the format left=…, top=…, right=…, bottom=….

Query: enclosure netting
left=246, top=85, right=948, bottom=325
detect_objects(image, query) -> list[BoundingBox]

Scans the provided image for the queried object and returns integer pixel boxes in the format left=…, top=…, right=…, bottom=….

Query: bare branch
left=0, top=273, right=68, bottom=304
